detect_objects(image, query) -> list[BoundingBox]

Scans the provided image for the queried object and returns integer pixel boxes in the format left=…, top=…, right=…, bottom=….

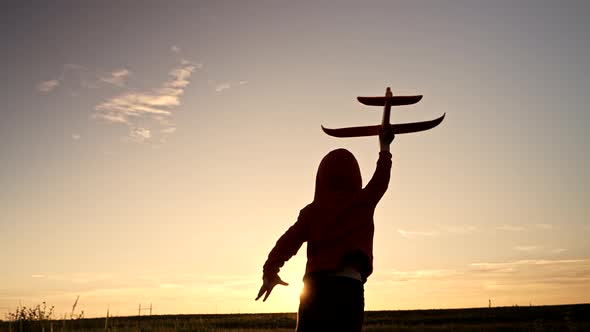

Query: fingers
left=255, top=285, right=266, bottom=301
left=380, top=127, right=395, bottom=141
left=256, top=276, right=289, bottom=302
left=263, top=286, right=273, bottom=301
left=278, top=279, right=289, bottom=286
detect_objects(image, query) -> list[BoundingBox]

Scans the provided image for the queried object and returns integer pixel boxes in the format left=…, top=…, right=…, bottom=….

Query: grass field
left=1, top=303, right=588, bottom=331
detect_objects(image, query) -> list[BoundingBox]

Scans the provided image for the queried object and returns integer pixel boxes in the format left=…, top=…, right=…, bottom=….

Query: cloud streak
left=94, top=60, right=198, bottom=142
left=514, top=245, right=540, bottom=251
left=36, top=64, right=132, bottom=94
left=161, top=127, right=176, bottom=134
left=37, top=80, right=60, bottom=93
left=212, top=80, right=247, bottom=93
left=128, top=127, right=151, bottom=143
left=100, top=69, right=131, bottom=87
left=367, top=258, right=590, bottom=308
left=215, top=83, right=231, bottom=92
left=38, top=52, right=200, bottom=144
left=397, top=229, right=437, bottom=239
left=499, top=224, right=526, bottom=231
left=396, top=224, right=477, bottom=239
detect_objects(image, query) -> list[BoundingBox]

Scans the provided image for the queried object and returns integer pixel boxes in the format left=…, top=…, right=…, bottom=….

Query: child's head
left=314, top=149, right=362, bottom=200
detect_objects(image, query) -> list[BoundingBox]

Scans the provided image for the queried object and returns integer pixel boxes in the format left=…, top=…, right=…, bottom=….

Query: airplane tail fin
left=357, top=95, right=423, bottom=107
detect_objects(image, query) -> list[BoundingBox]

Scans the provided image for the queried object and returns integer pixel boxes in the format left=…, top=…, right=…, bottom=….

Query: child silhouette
left=256, top=127, right=395, bottom=332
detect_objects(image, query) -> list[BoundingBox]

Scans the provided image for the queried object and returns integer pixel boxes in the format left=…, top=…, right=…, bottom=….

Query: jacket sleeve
left=363, top=151, right=392, bottom=205
left=262, top=208, right=309, bottom=277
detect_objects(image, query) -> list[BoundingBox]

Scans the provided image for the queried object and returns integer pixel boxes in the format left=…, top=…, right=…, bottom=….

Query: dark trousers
left=296, top=275, right=364, bottom=332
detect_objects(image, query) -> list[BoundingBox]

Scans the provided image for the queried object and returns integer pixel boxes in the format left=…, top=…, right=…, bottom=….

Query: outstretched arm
left=364, top=126, right=395, bottom=204
left=256, top=211, right=308, bottom=301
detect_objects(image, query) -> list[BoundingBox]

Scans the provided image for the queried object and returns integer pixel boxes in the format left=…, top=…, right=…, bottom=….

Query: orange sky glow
left=0, top=1, right=588, bottom=318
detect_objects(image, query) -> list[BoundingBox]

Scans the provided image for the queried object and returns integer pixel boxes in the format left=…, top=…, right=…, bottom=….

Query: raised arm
left=364, top=126, right=395, bottom=204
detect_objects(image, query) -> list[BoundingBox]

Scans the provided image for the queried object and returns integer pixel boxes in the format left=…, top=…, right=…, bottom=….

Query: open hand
left=255, top=274, right=289, bottom=302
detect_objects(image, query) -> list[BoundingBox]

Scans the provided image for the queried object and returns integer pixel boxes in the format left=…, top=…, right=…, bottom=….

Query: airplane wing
left=321, top=124, right=380, bottom=137
left=393, top=113, right=445, bottom=134
left=321, top=113, right=445, bottom=138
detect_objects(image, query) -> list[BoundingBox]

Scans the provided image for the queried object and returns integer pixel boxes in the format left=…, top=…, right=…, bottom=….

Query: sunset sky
left=1, top=1, right=589, bottom=318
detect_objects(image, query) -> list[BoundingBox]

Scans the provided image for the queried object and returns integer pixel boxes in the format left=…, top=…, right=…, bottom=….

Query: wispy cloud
left=215, top=83, right=231, bottom=92
left=161, top=127, right=176, bottom=134
left=37, top=80, right=60, bottom=93
left=369, top=258, right=590, bottom=308
left=94, top=60, right=198, bottom=143
left=128, top=127, right=151, bottom=143
left=513, top=246, right=566, bottom=255
left=374, top=259, right=590, bottom=287
left=397, top=229, right=437, bottom=239
left=470, top=259, right=586, bottom=269
left=439, top=225, right=477, bottom=235
left=379, top=269, right=459, bottom=282
left=160, top=283, right=184, bottom=289
left=514, top=245, right=540, bottom=251
left=27, top=272, right=115, bottom=284
left=212, top=80, right=247, bottom=93
left=535, top=223, right=553, bottom=230
left=499, top=224, right=526, bottom=231
left=100, top=69, right=131, bottom=87
left=37, top=64, right=131, bottom=93
left=38, top=48, right=202, bottom=144
left=396, top=224, right=477, bottom=239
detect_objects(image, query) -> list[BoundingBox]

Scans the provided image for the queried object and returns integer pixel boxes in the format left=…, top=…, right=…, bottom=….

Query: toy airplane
left=322, top=87, right=445, bottom=138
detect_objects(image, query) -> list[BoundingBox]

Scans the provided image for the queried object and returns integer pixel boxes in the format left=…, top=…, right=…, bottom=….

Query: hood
left=314, top=149, right=362, bottom=200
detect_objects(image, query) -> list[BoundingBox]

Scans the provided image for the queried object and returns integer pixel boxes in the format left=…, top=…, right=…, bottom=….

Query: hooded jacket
left=263, top=149, right=392, bottom=283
